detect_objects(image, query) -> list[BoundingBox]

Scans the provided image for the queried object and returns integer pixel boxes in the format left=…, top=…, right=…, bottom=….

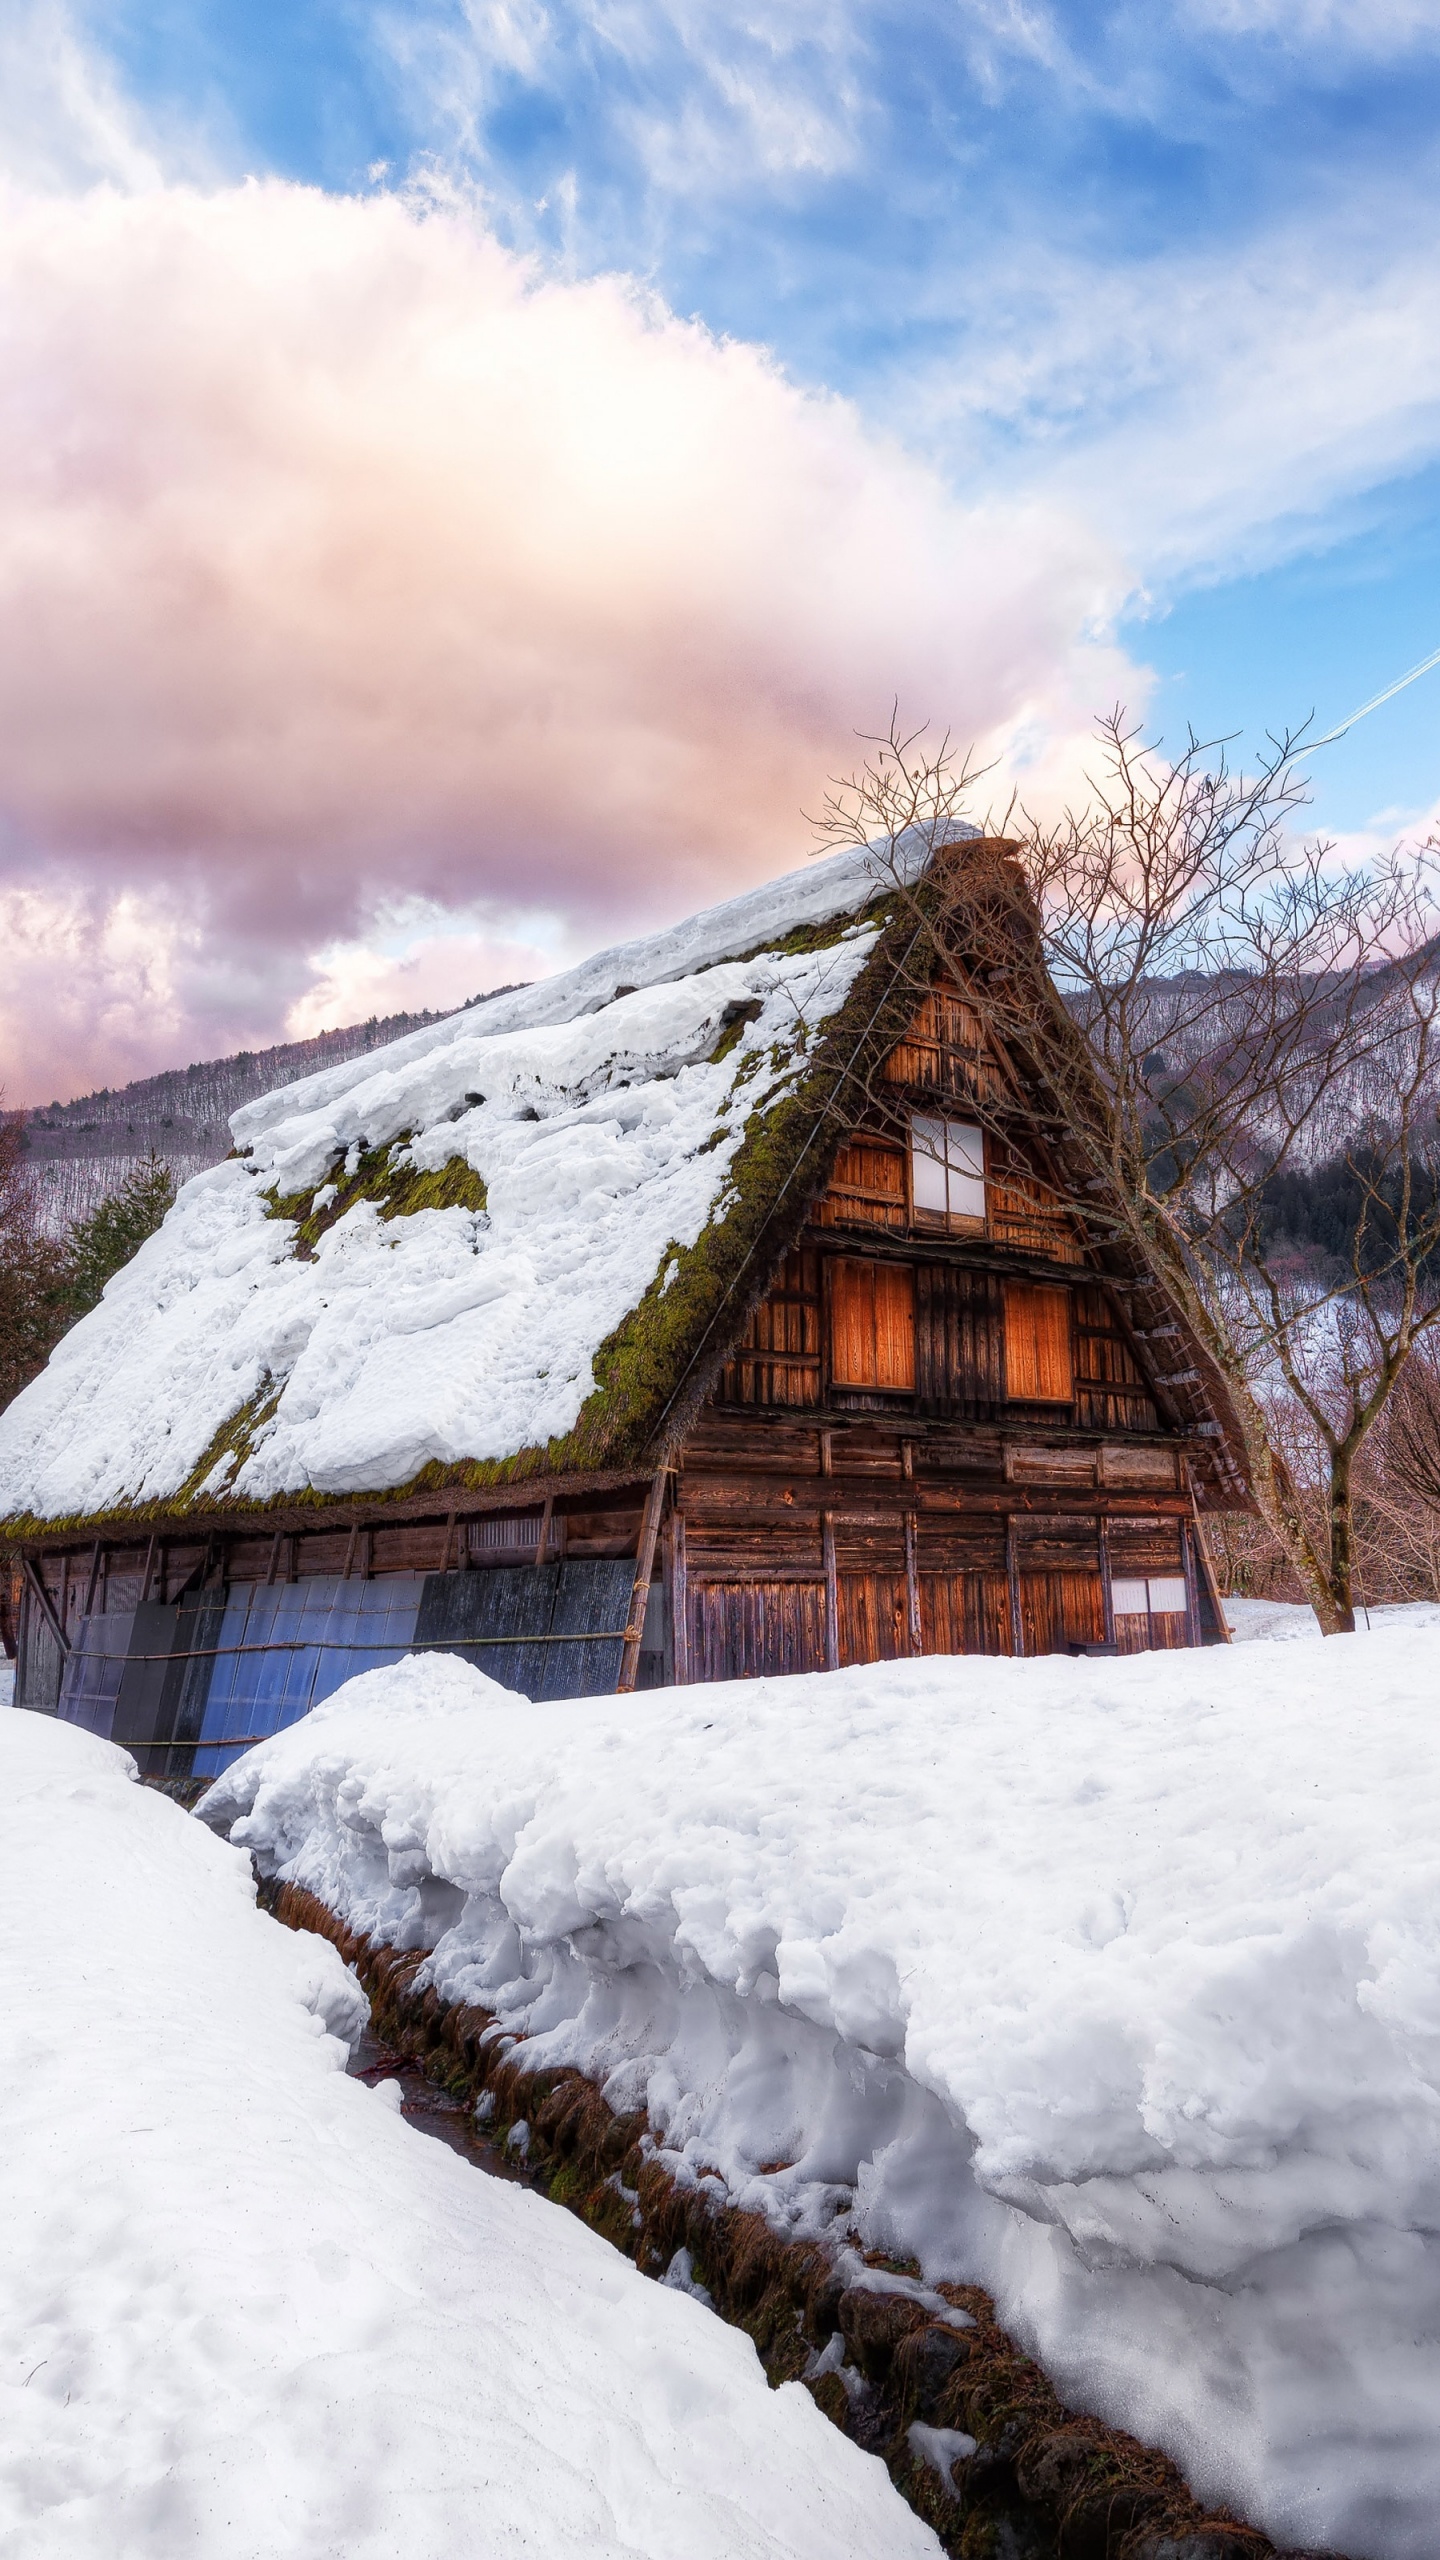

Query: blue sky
left=78, top=0, right=1440, bottom=830
left=4, top=0, right=1440, bottom=1096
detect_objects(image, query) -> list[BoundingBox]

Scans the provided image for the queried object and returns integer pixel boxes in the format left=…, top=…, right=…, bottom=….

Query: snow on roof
left=1, top=841, right=932, bottom=1530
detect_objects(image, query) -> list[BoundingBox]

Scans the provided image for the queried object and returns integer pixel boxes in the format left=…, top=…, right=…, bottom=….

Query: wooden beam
left=1005, top=1515, right=1024, bottom=1658
left=1099, top=1518, right=1117, bottom=1649
left=1184, top=1471, right=1231, bottom=1641
left=81, top=1541, right=104, bottom=1621
left=904, top=1512, right=922, bottom=1654
left=666, top=1511, right=689, bottom=1686
left=534, top=1494, right=554, bottom=1572
left=822, top=1511, right=839, bottom=1670
left=617, top=1470, right=670, bottom=1693
left=21, top=1558, right=70, bottom=1660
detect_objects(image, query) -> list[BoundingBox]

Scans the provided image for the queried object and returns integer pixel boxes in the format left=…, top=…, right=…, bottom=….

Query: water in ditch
left=347, top=2024, right=539, bottom=2183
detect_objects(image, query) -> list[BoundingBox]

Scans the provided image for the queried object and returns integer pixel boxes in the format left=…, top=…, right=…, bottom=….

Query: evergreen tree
left=0, top=1116, right=70, bottom=1413
left=64, top=1153, right=178, bottom=1319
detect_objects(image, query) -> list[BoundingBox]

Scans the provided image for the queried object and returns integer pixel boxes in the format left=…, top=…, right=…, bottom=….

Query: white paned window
left=1147, top=1576, right=1188, bottom=1615
left=911, top=1116, right=985, bottom=1220
left=1111, top=1575, right=1188, bottom=1618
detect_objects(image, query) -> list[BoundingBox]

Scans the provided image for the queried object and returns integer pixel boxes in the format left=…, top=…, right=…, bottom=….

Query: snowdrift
left=0, top=1709, right=938, bottom=2560
left=211, top=1628, right=1440, bottom=2559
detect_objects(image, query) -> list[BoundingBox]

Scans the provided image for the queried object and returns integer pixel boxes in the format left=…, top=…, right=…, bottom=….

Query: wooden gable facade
left=10, top=956, right=1240, bottom=1781
left=677, top=982, right=1229, bottom=1682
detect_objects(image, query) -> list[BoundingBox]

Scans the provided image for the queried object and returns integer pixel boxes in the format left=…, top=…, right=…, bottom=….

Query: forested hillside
left=17, top=988, right=522, bottom=1226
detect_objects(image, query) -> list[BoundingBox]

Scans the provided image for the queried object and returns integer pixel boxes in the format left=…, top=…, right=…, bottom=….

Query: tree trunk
left=1326, top=1448, right=1357, bottom=1635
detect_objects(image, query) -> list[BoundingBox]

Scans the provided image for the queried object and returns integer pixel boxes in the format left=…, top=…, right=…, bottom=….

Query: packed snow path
left=0, top=1710, right=940, bottom=2560
left=211, top=1628, right=1440, bottom=2560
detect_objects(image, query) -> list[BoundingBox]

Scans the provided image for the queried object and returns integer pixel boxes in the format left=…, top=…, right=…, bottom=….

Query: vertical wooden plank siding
left=1004, top=1282, right=1074, bottom=1402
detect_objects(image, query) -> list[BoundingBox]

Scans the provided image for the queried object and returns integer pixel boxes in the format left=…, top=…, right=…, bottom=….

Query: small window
left=1112, top=1575, right=1188, bottom=1619
left=830, top=1259, right=916, bottom=1391
left=1004, top=1282, right=1073, bottom=1402
left=911, top=1116, right=985, bottom=1222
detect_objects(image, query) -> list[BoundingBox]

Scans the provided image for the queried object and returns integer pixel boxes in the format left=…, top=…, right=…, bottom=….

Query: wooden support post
left=617, top=1471, right=669, bottom=1694
left=1186, top=1470, right=1231, bottom=1643
left=81, top=1541, right=104, bottom=1622
left=1005, top=1514, right=1025, bottom=1659
left=669, top=1511, right=689, bottom=1685
left=1180, top=1522, right=1204, bottom=1651
left=1099, top=1517, right=1116, bottom=1649
left=359, top=1528, right=373, bottom=1580
left=139, top=1532, right=157, bottom=1605
left=822, top=1511, right=839, bottom=1671
left=265, top=1532, right=282, bottom=1587
left=21, top=1558, right=70, bottom=1660
left=534, top=1494, right=554, bottom=1571
left=439, top=1511, right=457, bottom=1573
left=157, top=1541, right=168, bottom=1607
left=341, top=1522, right=359, bottom=1580
left=904, top=1512, right=922, bottom=1655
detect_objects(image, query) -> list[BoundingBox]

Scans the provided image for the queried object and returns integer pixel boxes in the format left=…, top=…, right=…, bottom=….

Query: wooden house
left=1, top=834, right=1246, bottom=1780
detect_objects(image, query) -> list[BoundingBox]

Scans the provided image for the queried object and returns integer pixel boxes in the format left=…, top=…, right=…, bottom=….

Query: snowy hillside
left=211, top=1623, right=1440, bottom=2560
left=0, top=1709, right=938, bottom=2560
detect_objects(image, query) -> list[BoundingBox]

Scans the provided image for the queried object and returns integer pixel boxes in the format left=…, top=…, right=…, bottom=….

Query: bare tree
left=813, top=710, right=1440, bottom=1634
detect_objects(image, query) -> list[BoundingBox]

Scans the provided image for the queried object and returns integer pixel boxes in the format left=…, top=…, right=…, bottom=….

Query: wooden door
left=836, top=1573, right=908, bottom=1666
left=1018, top=1571, right=1105, bottom=1656
left=689, top=1580, right=827, bottom=1681
left=919, top=1572, right=1013, bottom=1656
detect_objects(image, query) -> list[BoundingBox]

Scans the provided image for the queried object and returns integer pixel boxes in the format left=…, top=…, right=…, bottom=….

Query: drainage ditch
left=266, top=1876, right=1329, bottom=2560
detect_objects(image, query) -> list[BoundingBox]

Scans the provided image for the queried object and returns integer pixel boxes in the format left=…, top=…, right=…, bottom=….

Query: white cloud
left=0, top=173, right=1136, bottom=1100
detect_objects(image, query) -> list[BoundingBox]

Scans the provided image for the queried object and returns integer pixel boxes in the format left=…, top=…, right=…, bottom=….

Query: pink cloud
left=0, top=174, right=1138, bottom=1101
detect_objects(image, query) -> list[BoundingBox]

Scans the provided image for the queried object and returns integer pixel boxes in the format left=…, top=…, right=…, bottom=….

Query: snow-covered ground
left=1225, top=1593, right=1440, bottom=1642
left=211, top=1625, right=1440, bottom=2560
left=0, top=1708, right=940, bottom=2560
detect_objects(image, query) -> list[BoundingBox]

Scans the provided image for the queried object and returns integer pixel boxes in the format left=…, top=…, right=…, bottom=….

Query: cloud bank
left=0, top=173, right=1132, bottom=1101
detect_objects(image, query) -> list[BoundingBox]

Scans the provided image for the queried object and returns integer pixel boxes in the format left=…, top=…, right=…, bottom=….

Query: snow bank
left=1225, top=1594, right=1440, bottom=1643
left=0, top=1708, right=940, bottom=2560
left=0, top=837, right=902, bottom=1520
left=211, top=1630, right=1440, bottom=2559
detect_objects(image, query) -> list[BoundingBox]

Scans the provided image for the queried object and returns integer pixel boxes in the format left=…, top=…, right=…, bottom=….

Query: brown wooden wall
left=717, top=1248, right=1159, bottom=1434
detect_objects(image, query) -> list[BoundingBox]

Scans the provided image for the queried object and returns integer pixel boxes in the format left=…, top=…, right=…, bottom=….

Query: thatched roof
left=0, top=844, right=937, bottom=1536
left=0, top=831, right=1250, bottom=1540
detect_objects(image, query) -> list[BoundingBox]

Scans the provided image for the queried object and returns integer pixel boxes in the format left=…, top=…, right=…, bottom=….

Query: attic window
left=911, top=1116, right=985, bottom=1224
